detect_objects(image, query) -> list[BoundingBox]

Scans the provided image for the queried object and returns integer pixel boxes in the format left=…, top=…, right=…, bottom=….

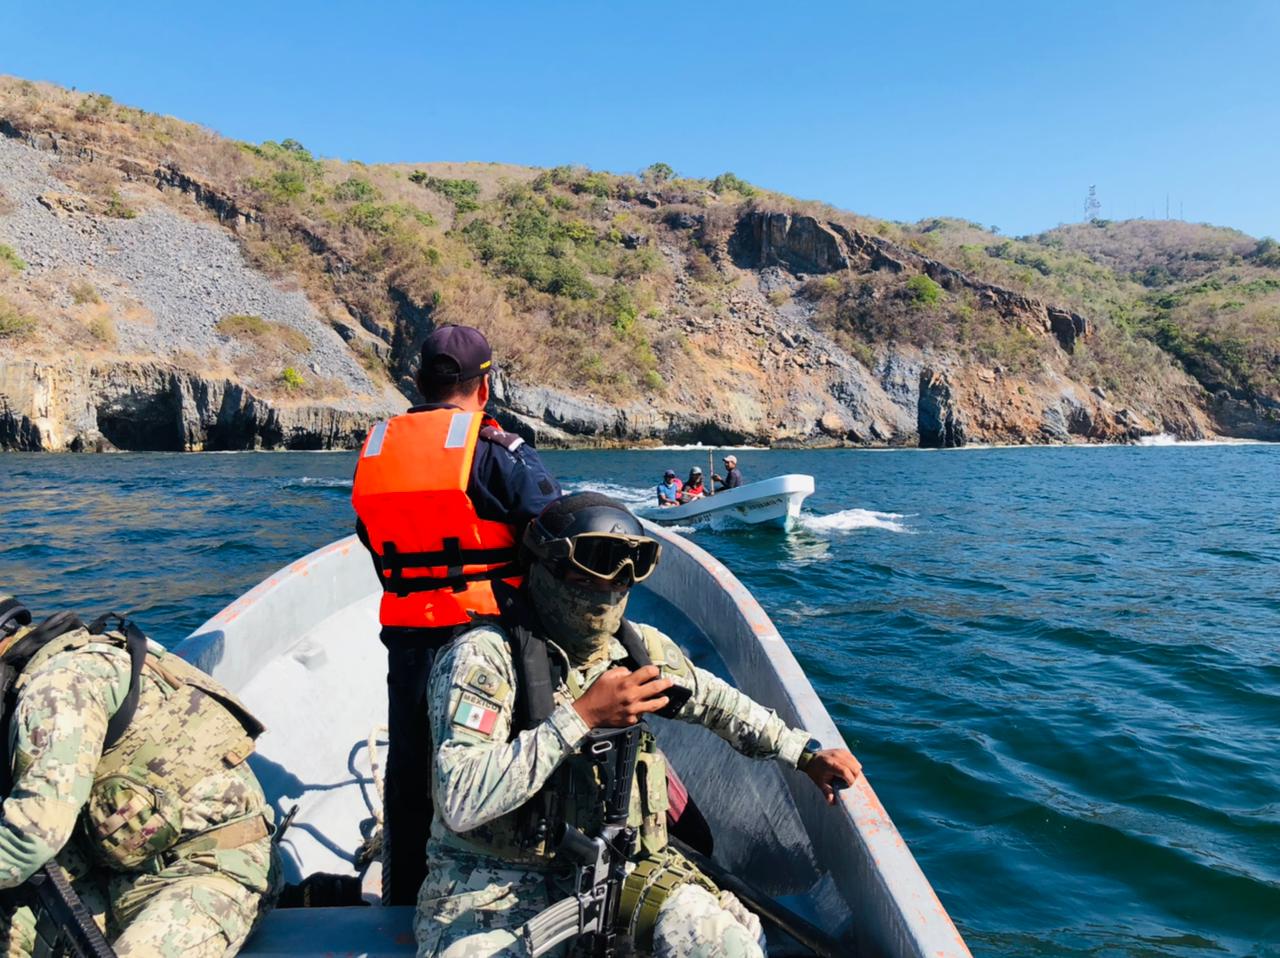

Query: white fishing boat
left=177, top=523, right=970, bottom=957
left=643, top=474, right=815, bottom=531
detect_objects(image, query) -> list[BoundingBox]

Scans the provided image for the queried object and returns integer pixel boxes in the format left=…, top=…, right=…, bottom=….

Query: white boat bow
left=178, top=525, right=969, bottom=957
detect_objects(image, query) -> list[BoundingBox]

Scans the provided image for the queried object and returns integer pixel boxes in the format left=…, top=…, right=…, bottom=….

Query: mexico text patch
left=452, top=692, right=500, bottom=737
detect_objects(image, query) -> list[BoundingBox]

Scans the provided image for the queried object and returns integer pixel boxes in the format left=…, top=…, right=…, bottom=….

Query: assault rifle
left=523, top=724, right=642, bottom=957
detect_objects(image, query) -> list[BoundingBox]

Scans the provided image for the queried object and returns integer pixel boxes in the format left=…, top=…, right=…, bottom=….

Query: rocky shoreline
left=3, top=93, right=1272, bottom=452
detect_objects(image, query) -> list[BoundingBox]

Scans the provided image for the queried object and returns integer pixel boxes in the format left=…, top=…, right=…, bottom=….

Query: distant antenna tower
left=1084, top=185, right=1101, bottom=222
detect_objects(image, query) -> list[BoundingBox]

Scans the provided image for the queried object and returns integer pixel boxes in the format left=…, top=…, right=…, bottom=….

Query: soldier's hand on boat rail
left=804, top=749, right=863, bottom=805
left=573, top=665, right=674, bottom=728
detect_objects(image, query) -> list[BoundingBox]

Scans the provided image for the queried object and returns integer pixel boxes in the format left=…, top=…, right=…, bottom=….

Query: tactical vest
left=440, top=620, right=673, bottom=866
left=351, top=408, right=523, bottom=628
left=3, top=614, right=267, bottom=872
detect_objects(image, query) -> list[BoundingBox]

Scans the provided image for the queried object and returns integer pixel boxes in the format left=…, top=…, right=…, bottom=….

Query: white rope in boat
left=366, top=724, right=388, bottom=826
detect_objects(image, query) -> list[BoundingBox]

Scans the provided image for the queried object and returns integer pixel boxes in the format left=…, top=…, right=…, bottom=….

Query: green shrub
left=643, top=369, right=665, bottom=391
left=849, top=341, right=875, bottom=369
left=461, top=186, right=601, bottom=299
left=104, top=191, right=137, bottom=219
left=604, top=284, right=639, bottom=334
left=333, top=176, right=379, bottom=203
left=767, top=289, right=790, bottom=307
left=906, top=274, right=942, bottom=307
left=0, top=298, right=34, bottom=338
left=0, top=244, right=25, bottom=273
left=1251, top=237, right=1280, bottom=268
left=344, top=201, right=435, bottom=235
left=710, top=172, right=756, bottom=197
left=410, top=174, right=481, bottom=213
left=246, top=139, right=324, bottom=204
left=280, top=367, right=305, bottom=390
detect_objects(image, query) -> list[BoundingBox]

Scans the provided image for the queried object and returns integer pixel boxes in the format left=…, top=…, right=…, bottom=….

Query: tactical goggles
left=533, top=532, right=662, bottom=584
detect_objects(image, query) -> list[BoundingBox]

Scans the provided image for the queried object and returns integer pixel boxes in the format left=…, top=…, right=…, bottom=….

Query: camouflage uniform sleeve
left=0, top=646, right=129, bottom=888
left=429, top=626, right=589, bottom=833
left=639, top=625, right=810, bottom=767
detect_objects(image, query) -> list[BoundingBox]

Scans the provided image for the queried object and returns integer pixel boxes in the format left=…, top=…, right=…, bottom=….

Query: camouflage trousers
left=414, top=850, right=766, bottom=958
left=1, top=839, right=281, bottom=957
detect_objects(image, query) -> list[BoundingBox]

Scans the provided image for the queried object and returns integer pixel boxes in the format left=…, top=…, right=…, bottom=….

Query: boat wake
left=282, top=477, right=354, bottom=491
left=565, top=481, right=653, bottom=510
left=801, top=508, right=913, bottom=535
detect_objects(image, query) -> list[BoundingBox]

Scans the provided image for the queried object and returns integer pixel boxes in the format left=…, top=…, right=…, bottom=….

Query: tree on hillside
left=644, top=162, right=674, bottom=184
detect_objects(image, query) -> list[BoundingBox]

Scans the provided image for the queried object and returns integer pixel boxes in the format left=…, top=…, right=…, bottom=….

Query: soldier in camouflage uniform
left=0, top=598, right=280, bottom=957
left=415, top=494, right=862, bottom=957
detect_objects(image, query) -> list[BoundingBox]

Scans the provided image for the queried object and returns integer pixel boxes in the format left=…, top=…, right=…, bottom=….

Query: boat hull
left=645, top=474, right=814, bottom=531
left=180, top=526, right=969, bottom=958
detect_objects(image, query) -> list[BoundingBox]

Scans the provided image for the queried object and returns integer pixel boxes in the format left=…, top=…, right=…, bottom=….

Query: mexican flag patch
left=453, top=698, right=498, bottom=736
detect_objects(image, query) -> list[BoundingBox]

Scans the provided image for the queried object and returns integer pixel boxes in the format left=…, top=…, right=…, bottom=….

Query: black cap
left=420, top=325, right=493, bottom=384
left=663, top=469, right=676, bottom=479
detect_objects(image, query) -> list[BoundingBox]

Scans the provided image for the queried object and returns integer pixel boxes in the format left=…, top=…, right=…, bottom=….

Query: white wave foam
left=285, top=477, right=354, bottom=489
left=628, top=444, right=765, bottom=451
left=1137, top=434, right=1262, bottom=447
left=563, top=481, right=653, bottom=509
left=801, top=508, right=912, bottom=534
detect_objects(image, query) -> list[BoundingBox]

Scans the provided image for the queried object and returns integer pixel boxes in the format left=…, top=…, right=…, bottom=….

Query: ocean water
left=1, top=445, right=1277, bottom=956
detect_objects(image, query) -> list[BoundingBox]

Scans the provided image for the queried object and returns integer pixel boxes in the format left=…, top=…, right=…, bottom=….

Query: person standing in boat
left=0, top=596, right=279, bottom=956
left=350, top=325, right=561, bottom=907
left=712, top=454, right=743, bottom=491
left=415, top=493, right=861, bottom=958
left=679, top=466, right=708, bottom=502
left=656, top=470, right=681, bottom=507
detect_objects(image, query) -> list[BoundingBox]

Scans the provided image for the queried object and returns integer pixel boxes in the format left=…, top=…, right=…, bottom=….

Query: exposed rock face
left=917, top=369, right=967, bottom=448
left=1208, top=392, right=1280, bottom=441
left=0, top=360, right=379, bottom=451
left=730, top=212, right=848, bottom=274
left=0, top=114, right=1236, bottom=451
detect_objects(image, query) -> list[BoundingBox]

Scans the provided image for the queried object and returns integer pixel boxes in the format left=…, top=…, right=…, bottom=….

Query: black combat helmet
left=522, top=493, right=661, bottom=585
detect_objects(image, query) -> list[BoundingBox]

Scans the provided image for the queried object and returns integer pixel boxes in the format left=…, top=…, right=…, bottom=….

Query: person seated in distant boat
left=679, top=467, right=708, bottom=502
left=656, top=469, right=681, bottom=507
left=415, top=493, right=862, bottom=958
left=712, top=454, right=743, bottom=491
left=0, top=596, right=280, bottom=957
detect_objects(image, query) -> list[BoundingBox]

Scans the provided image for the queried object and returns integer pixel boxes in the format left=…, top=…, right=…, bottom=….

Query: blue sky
left=3, top=1, right=1277, bottom=237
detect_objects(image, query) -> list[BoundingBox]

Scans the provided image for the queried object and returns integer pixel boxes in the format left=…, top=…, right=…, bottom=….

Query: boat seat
left=240, top=906, right=416, bottom=955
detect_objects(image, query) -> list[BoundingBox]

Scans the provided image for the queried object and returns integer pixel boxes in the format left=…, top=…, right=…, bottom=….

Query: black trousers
left=381, top=627, right=453, bottom=906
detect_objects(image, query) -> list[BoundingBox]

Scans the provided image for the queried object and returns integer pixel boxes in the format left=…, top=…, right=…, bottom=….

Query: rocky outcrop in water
left=917, top=369, right=967, bottom=448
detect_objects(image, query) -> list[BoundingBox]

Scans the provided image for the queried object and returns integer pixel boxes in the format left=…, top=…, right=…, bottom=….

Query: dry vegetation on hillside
left=2, top=75, right=1278, bottom=433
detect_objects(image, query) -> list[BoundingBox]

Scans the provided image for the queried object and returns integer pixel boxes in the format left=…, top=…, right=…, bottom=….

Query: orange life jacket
left=351, top=408, right=521, bottom=628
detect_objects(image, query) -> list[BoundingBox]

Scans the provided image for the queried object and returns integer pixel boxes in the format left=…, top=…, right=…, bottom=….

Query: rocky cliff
left=1, top=77, right=1272, bottom=451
